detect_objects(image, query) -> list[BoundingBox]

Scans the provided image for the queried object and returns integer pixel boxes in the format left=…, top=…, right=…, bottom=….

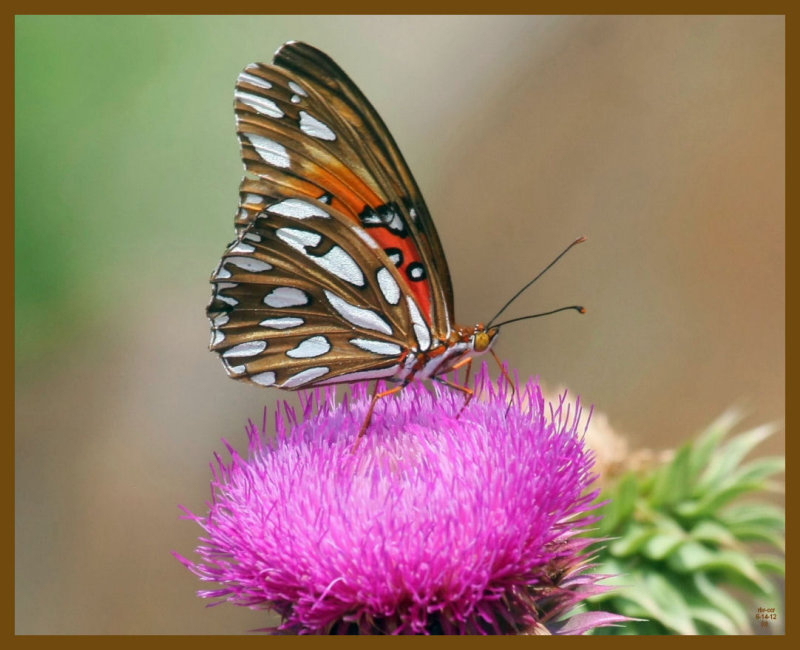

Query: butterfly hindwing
left=209, top=197, right=436, bottom=389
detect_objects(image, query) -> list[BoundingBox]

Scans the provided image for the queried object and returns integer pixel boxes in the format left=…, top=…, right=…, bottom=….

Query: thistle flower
left=176, top=364, right=628, bottom=634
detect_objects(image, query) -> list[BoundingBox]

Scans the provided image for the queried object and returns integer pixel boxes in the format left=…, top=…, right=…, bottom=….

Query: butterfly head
left=472, top=324, right=499, bottom=353
left=451, top=324, right=499, bottom=355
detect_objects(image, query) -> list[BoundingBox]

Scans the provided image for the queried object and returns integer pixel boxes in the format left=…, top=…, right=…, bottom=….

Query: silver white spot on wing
left=223, top=340, right=267, bottom=358
left=281, top=366, right=329, bottom=388
left=406, top=296, right=431, bottom=351
left=243, top=193, right=266, bottom=207
left=286, top=335, right=331, bottom=359
left=239, top=69, right=272, bottom=89
left=325, top=290, right=392, bottom=335
left=225, top=256, right=272, bottom=272
left=259, top=317, right=304, bottom=329
left=288, top=81, right=307, bottom=96
left=251, top=371, right=276, bottom=386
left=264, top=287, right=310, bottom=308
left=277, top=228, right=365, bottom=287
left=315, top=246, right=364, bottom=286
left=235, top=91, right=283, bottom=118
left=267, top=198, right=330, bottom=219
left=353, top=227, right=379, bottom=249
left=216, top=294, right=238, bottom=307
left=211, top=330, right=225, bottom=346
left=212, top=314, right=229, bottom=327
left=215, top=266, right=232, bottom=279
left=349, top=338, right=403, bottom=356
left=298, top=111, right=336, bottom=141
left=376, top=268, right=401, bottom=305
left=276, top=227, right=321, bottom=249
left=362, top=205, right=405, bottom=234
left=224, top=361, right=246, bottom=376
left=244, top=133, right=290, bottom=168
left=243, top=232, right=262, bottom=243
left=230, top=242, right=256, bottom=254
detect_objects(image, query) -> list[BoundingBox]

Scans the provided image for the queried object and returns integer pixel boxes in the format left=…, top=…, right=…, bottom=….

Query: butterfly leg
left=352, top=382, right=405, bottom=452
left=433, top=357, right=474, bottom=418
left=435, top=377, right=475, bottom=418
left=490, top=349, right=516, bottom=413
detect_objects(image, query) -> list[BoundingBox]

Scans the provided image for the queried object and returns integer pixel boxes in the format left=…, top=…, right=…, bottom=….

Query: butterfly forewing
left=209, top=42, right=453, bottom=390
left=237, top=43, right=453, bottom=328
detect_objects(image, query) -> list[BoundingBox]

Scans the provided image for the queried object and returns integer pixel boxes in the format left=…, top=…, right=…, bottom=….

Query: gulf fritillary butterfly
left=207, top=41, right=584, bottom=438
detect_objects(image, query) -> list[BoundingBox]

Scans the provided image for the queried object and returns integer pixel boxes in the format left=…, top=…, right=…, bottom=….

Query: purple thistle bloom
left=176, top=364, right=629, bottom=634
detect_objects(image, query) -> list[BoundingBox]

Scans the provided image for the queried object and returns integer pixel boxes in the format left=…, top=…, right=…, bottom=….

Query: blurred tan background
left=15, top=15, right=784, bottom=633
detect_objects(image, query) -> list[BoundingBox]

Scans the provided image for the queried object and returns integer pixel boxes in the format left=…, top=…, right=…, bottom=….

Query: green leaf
left=614, top=598, right=655, bottom=622
left=609, top=524, right=656, bottom=557
left=668, top=544, right=773, bottom=595
left=633, top=572, right=698, bottom=634
left=650, top=443, right=693, bottom=507
left=691, top=573, right=752, bottom=634
left=724, top=569, right=778, bottom=601
left=598, top=472, right=638, bottom=536
left=697, top=423, right=779, bottom=494
left=729, top=456, right=785, bottom=486
left=642, top=532, right=686, bottom=561
left=676, top=479, right=766, bottom=518
left=689, top=605, right=742, bottom=635
left=666, top=540, right=714, bottom=569
left=688, top=409, right=743, bottom=484
left=728, top=524, right=785, bottom=551
left=639, top=514, right=687, bottom=560
left=754, top=554, right=785, bottom=577
left=723, top=500, right=785, bottom=549
left=720, top=502, right=785, bottom=529
left=688, top=519, right=737, bottom=547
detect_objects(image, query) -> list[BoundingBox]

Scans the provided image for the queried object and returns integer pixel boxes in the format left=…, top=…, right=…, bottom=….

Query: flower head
left=177, top=364, right=627, bottom=634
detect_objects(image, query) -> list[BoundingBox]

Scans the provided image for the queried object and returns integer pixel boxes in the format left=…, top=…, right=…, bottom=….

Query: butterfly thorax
left=403, top=324, right=498, bottom=381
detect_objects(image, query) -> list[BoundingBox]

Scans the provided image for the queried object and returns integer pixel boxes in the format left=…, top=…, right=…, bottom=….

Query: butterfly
left=207, top=41, right=584, bottom=439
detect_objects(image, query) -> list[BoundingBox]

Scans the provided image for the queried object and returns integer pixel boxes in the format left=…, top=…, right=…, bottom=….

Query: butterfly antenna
left=487, top=236, right=586, bottom=328
left=491, top=305, right=586, bottom=330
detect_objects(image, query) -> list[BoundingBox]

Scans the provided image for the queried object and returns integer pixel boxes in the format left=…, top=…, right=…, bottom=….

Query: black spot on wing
left=384, top=247, right=403, bottom=267
left=406, top=262, right=427, bottom=282
left=359, top=202, right=408, bottom=238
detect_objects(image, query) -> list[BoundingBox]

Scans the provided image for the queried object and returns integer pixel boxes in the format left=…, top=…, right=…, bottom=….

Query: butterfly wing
left=230, top=41, right=454, bottom=335
left=208, top=42, right=454, bottom=389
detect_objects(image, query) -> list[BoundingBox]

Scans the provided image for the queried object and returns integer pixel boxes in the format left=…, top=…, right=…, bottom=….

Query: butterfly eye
left=473, top=331, right=491, bottom=352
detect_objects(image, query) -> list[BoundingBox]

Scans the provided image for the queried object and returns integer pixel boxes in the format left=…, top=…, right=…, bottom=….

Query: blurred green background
left=15, top=16, right=784, bottom=633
